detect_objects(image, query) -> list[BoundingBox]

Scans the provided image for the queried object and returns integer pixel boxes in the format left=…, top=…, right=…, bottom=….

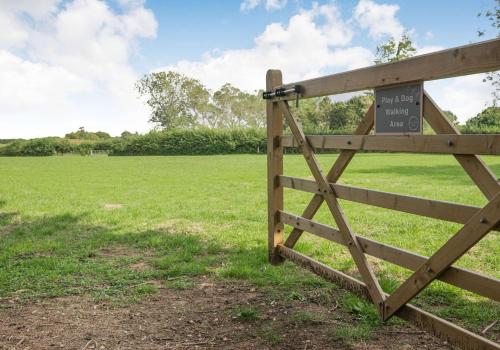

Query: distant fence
left=265, top=38, right=500, bottom=350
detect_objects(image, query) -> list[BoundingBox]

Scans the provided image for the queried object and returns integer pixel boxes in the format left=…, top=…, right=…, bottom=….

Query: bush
left=114, top=128, right=266, bottom=156
left=0, top=129, right=268, bottom=156
left=1, top=138, right=58, bottom=156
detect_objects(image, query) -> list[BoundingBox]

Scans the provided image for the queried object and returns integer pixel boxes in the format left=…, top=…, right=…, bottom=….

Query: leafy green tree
left=328, top=95, right=374, bottom=131
left=374, top=33, right=416, bottom=64
left=212, top=84, right=265, bottom=128
left=95, top=131, right=111, bottom=139
left=443, top=110, right=459, bottom=126
left=136, top=71, right=211, bottom=130
left=65, top=127, right=110, bottom=140
left=121, top=131, right=139, bottom=138
left=465, top=107, right=500, bottom=128
left=291, top=97, right=330, bottom=132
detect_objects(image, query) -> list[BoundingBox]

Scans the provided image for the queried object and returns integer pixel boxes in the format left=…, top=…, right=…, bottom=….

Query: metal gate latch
left=263, top=85, right=303, bottom=107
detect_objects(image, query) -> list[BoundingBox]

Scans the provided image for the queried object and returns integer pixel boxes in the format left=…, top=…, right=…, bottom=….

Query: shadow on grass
left=0, top=211, right=497, bottom=336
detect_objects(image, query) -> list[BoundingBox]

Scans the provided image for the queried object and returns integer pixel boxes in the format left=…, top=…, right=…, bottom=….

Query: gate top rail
left=274, top=38, right=500, bottom=100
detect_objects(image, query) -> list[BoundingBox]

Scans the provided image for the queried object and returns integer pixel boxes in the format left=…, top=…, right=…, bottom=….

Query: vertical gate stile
left=266, top=70, right=284, bottom=265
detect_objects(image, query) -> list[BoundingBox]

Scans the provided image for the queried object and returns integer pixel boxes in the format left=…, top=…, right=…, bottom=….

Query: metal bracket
left=263, top=85, right=303, bottom=107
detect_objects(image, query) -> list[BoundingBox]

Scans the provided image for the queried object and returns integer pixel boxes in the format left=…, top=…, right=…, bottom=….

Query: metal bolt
left=347, top=140, right=352, bottom=145
left=480, top=217, right=488, bottom=224
left=447, top=140, right=454, bottom=146
left=426, top=266, right=432, bottom=273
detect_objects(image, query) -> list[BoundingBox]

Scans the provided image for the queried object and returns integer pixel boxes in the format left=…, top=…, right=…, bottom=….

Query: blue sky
left=0, top=0, right=497, bottom=138
left=138, top=0, right=492, bottom=68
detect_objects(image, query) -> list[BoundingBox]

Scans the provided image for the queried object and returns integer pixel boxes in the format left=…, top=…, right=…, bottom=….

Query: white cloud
left=164, top=3, right=368, bottom=92
left=0, top=0, right=61, bottom=19
left=354, top=0, right=404, bottom=40
left=265, top=0, right=287, bottom=11
left=425, top=31, right=434, bottom=40
left=426, top=74, right=496, bottom=124
left=240, top=0, right=287, bottom=12
left=0, top=0, right=157, bottom=138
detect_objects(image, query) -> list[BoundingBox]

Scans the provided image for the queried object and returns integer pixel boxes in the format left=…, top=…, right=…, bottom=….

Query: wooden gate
left=265, top=38, right=500, bottom=350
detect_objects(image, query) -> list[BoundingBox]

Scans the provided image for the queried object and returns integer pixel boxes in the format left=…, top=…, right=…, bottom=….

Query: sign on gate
left=375, top=82, right=423, bottom=134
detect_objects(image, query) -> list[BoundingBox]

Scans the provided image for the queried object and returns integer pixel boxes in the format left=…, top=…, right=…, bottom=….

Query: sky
left=0, top=0, right=498, bottom=138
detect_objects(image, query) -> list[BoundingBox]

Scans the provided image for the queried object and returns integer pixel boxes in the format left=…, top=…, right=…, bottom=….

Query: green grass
left=0, top=154, right=498, bottom=335
left=233, top=305, right=261, bottom=321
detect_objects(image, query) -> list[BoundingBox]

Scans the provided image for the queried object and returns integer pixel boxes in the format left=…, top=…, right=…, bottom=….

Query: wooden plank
left=274, top=38, right=500, bottom=100
left=279, top=176, right=481, bottom=224
left=279, top=211, right=500, bottom=301
left=279, top=100, right=386, bottom=306
left=284, top=104, right=375, bottom=248
left=383, top=192, right=500, bottom=320
left=277, top=245, right=500, bottom=350
left=266, top=70, right=284, bottom=265
left=423, top=92, right=500, bottom=200
left=280, top=134, right=500, bottom=155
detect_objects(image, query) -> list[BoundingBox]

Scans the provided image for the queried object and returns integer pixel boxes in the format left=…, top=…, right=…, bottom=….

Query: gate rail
left=266, top=38, right=500, bottom=350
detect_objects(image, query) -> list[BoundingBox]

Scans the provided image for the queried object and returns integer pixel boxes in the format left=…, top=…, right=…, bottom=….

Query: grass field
left=0, top=153, right=498, bottom=340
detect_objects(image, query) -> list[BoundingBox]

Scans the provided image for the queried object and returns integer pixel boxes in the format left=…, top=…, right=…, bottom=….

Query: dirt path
left=0, top=279, right=450, bottom=350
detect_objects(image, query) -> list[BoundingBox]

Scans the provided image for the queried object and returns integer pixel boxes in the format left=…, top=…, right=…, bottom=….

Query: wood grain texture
left=275, top=38, right=500, bottom=100
left=279, top=176, right=483, bottom=225
left=279, top=100, right=385, bottom=306
left=383, top=192, right=500, bottom=320
left=279, top=211, right=500, bottom=301
left=284, top=104, right=374, bottom=248
left=281, top=134, right=500, bottom=154
left=266, top=70, right=284, bottom=265
left=423, top=92, right=500, bottom=200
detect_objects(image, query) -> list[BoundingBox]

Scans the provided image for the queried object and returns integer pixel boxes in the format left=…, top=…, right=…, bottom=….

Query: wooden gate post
left=266, top=69, right=284, bottom=265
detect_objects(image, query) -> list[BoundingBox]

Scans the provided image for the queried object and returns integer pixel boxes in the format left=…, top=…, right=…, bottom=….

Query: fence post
left=266, top=69, right=284, bottom=265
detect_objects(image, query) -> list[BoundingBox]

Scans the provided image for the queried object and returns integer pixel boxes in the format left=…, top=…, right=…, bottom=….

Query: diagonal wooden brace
left=383, top=191, right=500, bottom=321
left=278, top=100, right=385, bottom=307
left=423, top=92, right=500, bottom=200
left=284, top=103, right=375, bottom=248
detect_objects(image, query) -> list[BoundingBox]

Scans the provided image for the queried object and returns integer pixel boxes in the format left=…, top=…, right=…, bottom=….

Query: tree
left=442, top=110, right=459, bottom=126
left=212, top=84, right=265, bottom=128
left=328, top=95, right=374, bottom=131
left=121, top=131, right=137, bottom=138
left=291, top=97, right=330, bottom=132
left=465, top=107, right=500, bottom=129
left=374, top=33, right=416, bottom=64
left=477, top=0, right=500, bottom=101
left=136, top=71, right=211, bottom=130
left=65, top=127, right=110, bottom=140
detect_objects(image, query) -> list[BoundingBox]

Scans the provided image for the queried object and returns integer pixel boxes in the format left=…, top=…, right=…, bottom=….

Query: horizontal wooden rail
left=279, top=211, right=500, bottom=301
left=274, top=38, right=500, bottom=100
left=277, top=245, right=500, bottom=350
left=279, top=176, right=482, bottom=225
left=280, top=134, right=500, bottom=155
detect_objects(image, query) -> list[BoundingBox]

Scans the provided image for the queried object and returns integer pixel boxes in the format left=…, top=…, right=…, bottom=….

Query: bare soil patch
left=103, top=204, right=124, bottom=210
left=0, top=279, right=451, bottom=350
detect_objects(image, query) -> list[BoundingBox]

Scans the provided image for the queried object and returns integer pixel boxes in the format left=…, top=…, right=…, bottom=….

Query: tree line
left=1, top=25, right=498, bottom=157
